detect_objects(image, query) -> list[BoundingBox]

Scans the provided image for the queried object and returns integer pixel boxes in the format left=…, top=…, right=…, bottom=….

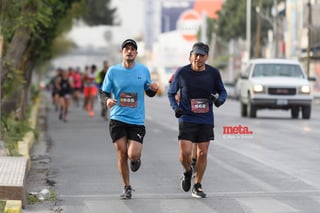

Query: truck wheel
left=247, top=96, right=257, bottom=118
left=291, top=107, right=299, bottom=119
left=302, top=105, right=311, bottom=119
left=240, top=102, right=247, bottom=117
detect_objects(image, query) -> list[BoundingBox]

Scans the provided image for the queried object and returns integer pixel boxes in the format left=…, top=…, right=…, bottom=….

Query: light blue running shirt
left=101, top=62, right=152, bottom=125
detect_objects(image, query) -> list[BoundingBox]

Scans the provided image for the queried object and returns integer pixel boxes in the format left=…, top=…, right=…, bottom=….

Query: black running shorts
left=109, top=119, right=146, bottom=144
left=178, top=122, right=214, bottom=143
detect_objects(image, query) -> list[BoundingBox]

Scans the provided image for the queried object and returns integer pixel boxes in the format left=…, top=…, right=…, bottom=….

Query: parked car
left=239, top=58, right=316, bottom=119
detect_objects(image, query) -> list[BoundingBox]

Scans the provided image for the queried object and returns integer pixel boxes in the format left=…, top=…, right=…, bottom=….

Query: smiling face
left=190, top=52, right=208, bottom=71
left=189, top=42, right=209, bottom=71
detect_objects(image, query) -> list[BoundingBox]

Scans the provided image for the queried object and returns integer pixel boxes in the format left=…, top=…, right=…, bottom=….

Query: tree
left=215, top=0, right=274, bottom=56
left=0, top=0, right=116, bottom=122
left=81, top=0, right=117, bottom=26
left=1, top=0, right=77, bottom=120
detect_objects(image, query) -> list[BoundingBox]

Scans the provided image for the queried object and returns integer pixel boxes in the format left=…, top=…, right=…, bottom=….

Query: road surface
left=24, top=92, right=320, bottom=213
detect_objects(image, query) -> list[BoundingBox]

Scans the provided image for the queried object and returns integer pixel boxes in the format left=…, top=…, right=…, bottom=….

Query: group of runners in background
left=48, top=60, right=109, bottom=122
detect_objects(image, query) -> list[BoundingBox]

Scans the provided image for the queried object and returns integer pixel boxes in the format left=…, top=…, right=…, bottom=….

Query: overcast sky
left=67, top=0, right=145, bottom=48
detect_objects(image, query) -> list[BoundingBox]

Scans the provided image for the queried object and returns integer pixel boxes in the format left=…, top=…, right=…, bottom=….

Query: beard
left=125, top=57, right=135, bottom=63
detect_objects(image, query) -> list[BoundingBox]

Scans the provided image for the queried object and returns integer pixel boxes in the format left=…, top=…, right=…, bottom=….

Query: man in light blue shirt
left=100, top=39, right=158, bottom=199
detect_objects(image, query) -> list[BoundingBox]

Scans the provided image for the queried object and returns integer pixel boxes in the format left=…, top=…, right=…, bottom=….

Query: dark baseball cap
left=192, top=42, right=209, bottom=55
left=121, top=39, right=138, bottom=50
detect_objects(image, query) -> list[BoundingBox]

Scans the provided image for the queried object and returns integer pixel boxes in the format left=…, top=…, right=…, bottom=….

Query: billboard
left=161, top=0, right=222, bottom=42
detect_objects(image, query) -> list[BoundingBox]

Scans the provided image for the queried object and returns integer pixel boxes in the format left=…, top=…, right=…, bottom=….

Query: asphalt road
left=25, top=93, right=320, bottom=213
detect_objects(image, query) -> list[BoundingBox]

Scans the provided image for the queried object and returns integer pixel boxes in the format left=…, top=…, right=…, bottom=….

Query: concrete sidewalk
left=0, top=97, right=41, bottom=212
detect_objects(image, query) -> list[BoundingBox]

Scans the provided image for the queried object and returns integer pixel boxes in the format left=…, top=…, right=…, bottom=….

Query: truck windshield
left=252, top=64, right=304, bottom=79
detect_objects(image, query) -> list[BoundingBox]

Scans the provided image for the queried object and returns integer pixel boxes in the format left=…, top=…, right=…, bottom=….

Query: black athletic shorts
left=51, top=90, right=58, bottom=97
left=109, top=119, right=146, bottom=144
left=178, top=122, right=214, bottom=143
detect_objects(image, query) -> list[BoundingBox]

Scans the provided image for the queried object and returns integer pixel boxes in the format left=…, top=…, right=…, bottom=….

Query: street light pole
left=273, top=0, right=279, bottom=58
left=254, top=1, right=262, bottom=58
left=306, top=0, right=312, bottom=77
left=0, top=0, right=2, bottom=130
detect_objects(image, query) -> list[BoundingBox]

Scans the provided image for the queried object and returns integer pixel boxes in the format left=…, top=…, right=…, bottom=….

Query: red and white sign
left=176, top=10, right=201, bottom=42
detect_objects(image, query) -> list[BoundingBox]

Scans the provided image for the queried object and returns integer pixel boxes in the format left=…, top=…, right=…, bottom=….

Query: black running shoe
left=120, top=185, right=132, bottom=200
left=130, top=159, right=141, bottom=172
left=192, top=183, right=207, bottom=198
left=180, top=168, right=193, bottom=192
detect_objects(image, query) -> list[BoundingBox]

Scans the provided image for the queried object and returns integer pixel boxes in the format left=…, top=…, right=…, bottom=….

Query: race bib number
left=120, top=93, right=138, bottom=108
left=191, top=98, right=209, bottom=113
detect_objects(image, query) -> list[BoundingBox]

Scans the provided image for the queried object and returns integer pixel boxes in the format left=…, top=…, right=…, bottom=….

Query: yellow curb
left=4, top=200, right=22, bottom=213
left=18, top=131, right=35, bottom=171
left=18, top=96, right=41, bottom=171
left=28, top=97, right=41, bottom=129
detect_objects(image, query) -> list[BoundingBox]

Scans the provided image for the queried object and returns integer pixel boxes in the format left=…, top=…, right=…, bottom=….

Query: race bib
left=120, top=92, right=138, bottom=108
left=191, top=98, right=209, bottom=113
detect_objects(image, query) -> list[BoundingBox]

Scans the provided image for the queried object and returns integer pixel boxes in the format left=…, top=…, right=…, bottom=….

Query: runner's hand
left=147, top=82, right=159, bottom=92
left=210, top=93, right=222, bottom=107
left=175, top=108, right=183, bottom=118
left=106, top=98, right=117, bottom=108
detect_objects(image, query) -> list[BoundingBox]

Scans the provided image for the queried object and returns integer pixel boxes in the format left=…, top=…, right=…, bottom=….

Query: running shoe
left=192, top=183, right=207, bottom=198
left=89, top=110, right=95, bottom=117
left=120, top=185, right=132, bottom=200
left=180, top=167, right=192, bottom=192
left=130, top=159, right=141, bottom=172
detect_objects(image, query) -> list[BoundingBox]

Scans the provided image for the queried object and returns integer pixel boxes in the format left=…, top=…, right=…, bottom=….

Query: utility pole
left=0, top=0, right=3, bottom=130
left=254, top=0, right=262, bottom=58
left=306, top=0, right=312, bottom=77
left=246, top=0, right=251, bottom=60
left=273, top=0, right=279, bottom=58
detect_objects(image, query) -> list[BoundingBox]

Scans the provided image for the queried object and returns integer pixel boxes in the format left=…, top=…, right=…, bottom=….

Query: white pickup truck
left=239, top=58, right=315, bottom=119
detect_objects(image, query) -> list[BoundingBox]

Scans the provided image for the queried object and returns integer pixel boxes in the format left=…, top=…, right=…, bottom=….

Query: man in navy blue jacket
left=168, top=42, right=227, bottom=198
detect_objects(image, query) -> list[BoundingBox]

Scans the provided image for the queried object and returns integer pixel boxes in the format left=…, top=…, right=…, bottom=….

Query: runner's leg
left=58, top=96, right=65, bottom=120
left=64, top=95, right=71, bottom=122
left=194, top=141, right=209, bottom=184
left=114, top=137, right=130, bottom=187
left=127, top=140, right=142, bottom=162
left=179, top=140, right=193, bottom=172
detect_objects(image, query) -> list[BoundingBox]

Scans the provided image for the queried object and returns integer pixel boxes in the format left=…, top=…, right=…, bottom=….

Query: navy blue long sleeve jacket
left=168, top=64, right=227, bottom=126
